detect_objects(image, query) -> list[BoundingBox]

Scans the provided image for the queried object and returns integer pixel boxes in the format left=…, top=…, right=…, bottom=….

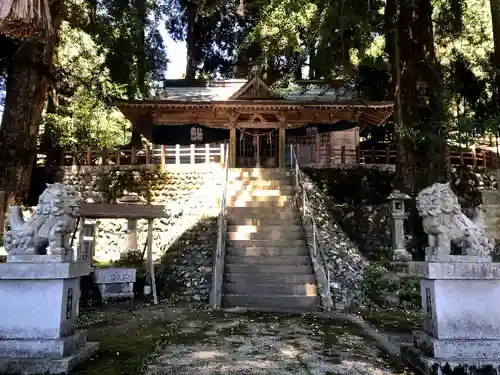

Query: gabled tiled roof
left=160, top=77, right=356, bottom=102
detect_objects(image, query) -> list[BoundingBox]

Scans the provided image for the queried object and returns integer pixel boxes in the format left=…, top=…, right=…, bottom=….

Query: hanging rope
left=237, top=128, right=277, bottom=138
left=0, top=0, right=52, bottom=40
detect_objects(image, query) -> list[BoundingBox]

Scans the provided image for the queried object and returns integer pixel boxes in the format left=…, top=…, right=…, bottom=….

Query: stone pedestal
left=402, top=259, right=500, bottom=375
left=0, top=259, right=98, bottom=374
left=93, top=268, right=136, bottom=303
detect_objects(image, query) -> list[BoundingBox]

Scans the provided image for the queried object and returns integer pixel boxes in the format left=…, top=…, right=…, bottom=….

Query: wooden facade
left=115, top=76, right=394, bottom=168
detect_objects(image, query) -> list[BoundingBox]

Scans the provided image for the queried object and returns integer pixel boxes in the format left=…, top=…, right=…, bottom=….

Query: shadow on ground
left=75, top=304, right=414, bottom=375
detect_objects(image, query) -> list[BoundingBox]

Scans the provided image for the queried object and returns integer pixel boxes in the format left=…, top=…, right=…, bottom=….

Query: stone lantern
left=387, top=189, right=411, bottom=261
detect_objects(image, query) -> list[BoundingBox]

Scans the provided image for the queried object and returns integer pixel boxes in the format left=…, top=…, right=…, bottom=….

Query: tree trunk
left=385, top=0, right=411, bottom=192
left=391, top=0, right=447, bottom=195
left=491, top=0, right=500, bottom=67
left=130, top=0, right=149, bottom=148
left=490, top=0, right=500, bottom=109
left=386, top=0, right=448, bottom=259
left=185, top=3, right=198, bottom=80
left=0, top=0, right=62, bottom=204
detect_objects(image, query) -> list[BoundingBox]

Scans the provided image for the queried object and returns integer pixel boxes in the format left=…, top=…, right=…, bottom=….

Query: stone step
left=227, top=190, right=294, bottom=201
left=224, top=273, right=315, bottom=285
left=226, top=246, right=309, bottom=257
left=226, top=239, right=307, bottom=247
left=229, top=167, right=293, bottom=173
left=229, top=179, right=294, bottom=186
left=230, top=178, right=293, bottom=185
left=227, top=230, right=304, bottom=241
left=229, top=168, right=292, bottom=177
left=227, top=218, right=302, bottom=226
left=228, top=196, right=292, bottom=205
left=223, top=282, right=317, bottom=295
left=227, top=200, right=294, bottom=208
left=227, top=180, right=295, bottom=191
left=228, top=189, right=294, bottom=197
left=225, top=264, right=312, bottom=274
left=222, top=294, right=320, bottom=310
left=228, top=207, right=298, bottom=217
left=227, top=224, right=303, bottom=233
left=226, top=255, right=311, bottom=265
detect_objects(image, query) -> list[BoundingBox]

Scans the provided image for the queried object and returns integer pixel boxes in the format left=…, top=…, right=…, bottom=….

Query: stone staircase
left=222, top=168, right=320, bottom=311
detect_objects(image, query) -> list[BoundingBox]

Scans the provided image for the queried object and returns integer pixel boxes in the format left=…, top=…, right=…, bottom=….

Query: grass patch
left=74, top=307, right=214, bottom=375
left=359, top=306, right=423, bottom=332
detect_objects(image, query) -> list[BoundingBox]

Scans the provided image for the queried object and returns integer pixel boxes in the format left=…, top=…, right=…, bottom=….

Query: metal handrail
left=290, top=143, right=333, bottom=310
left=209, top=142, right=230, bottom=309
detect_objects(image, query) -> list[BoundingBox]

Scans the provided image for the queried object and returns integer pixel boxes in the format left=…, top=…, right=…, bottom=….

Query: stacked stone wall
left=53, top=165, right=224, bottom=262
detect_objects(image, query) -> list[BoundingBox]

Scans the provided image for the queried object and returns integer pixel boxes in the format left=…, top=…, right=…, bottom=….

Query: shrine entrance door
left=236, top=128, right=278, bottom=168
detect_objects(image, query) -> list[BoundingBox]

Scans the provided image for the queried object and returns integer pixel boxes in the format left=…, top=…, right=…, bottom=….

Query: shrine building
left=115, top=75, right=394, bottom=168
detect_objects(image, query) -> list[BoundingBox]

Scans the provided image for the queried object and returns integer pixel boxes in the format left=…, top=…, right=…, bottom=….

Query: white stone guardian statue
left=415, top=182, right=494, bottom=261
left=3, top=183, right=82, bottom=260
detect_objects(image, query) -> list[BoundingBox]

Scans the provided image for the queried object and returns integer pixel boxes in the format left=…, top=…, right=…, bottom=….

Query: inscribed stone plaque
left=66, top=288, right=73, bottom=320
left=425, top=287, right=432, bottom=318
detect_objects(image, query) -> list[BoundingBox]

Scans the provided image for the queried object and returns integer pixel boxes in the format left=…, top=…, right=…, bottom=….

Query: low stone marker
left=93, top=267, right=136, bottom=303
left=0, top=183, right=98, bottom=374
left=402, top=182, right=499, bottom=375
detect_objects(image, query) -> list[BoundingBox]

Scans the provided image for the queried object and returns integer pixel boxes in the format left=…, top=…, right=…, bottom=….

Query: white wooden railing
left=37, top=144, right=226, bottom=166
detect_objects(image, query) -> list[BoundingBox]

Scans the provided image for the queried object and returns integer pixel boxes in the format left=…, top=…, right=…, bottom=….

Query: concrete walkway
left=145, top=312, right=402, bottom=375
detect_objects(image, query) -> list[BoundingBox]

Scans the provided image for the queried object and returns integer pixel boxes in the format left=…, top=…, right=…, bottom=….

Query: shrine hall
left=115, top=75, right=394, bottom=168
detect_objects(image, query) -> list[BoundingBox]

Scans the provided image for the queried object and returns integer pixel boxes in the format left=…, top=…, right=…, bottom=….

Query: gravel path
left=146, top=312, right=401, bottom=375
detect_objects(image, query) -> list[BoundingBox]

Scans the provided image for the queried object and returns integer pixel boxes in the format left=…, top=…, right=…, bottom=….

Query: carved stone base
left=424, top=254, right=492, bottom=263
left=0, top=261, right=98, bottom=374
left=402, top=345, right=500, bottom=375
left=413, top=331, right=500, bottom=359
left=93, top=268, right=136, bottom=304
left=7, top=254, right=75, bottom=263
left=0, top=342, right=98, bottom=375
left=404, top=261, right=500, bottom=375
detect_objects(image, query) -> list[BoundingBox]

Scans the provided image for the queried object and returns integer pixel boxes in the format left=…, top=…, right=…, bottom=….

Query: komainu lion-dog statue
left=3, top=183, right=82, bottom=257
left=416, top=182, right=494, bottom=260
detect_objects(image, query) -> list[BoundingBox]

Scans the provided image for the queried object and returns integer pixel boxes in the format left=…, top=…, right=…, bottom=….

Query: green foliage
left=362, top=260, right=390, bottom=301
left=243, top=0, right=386, bottom=80
left=363, top=261, right=420, bottom=308
left=163, top=0, right=244, bottom=78
left=87, top=0, right=168, bottom=96
left=113, top=250, right=146, bottom=271
left=39, top=22, right=132, bottom=151
left=433, top=0, right=496, bottom=144
left=305, top=167, right=396, bottom=205
left=247, top=0, right=318, bottom=56
left=97, top=167, right=169, bottom=203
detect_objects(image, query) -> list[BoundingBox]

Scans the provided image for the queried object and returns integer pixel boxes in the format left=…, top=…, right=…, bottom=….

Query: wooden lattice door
left=236, top=129, right=278, bottom=167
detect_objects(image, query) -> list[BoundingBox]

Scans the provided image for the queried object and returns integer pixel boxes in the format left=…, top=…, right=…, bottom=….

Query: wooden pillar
left=315, top=133, right=320, bottom=164
left=229, top=127, right=237, bottom=168
left=82, top=221, right=96, bottom=265
left=0, top=190, right=5, bottom=239
left=279, top=127, right=286, bottom=168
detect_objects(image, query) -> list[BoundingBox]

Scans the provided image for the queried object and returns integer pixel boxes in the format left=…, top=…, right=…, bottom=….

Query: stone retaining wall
left=18, top=165, right=224, bottom=263
left=300, top=173, right=368, bottom=311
